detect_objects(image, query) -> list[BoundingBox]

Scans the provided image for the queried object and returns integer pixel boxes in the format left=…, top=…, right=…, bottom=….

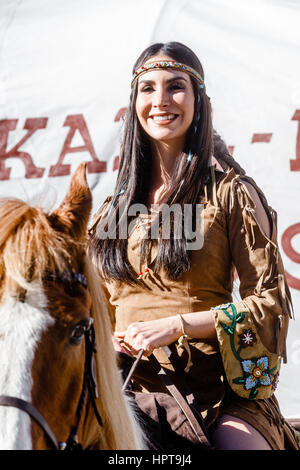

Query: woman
left=89, top=42, right=298, bottom=450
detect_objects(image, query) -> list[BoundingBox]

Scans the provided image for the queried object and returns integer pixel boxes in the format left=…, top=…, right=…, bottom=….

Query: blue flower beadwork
left=213, top=303, right=280, bottom=400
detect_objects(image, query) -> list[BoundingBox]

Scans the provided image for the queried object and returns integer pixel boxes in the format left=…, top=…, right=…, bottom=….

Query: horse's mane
left=0, top=196, right=142, bottom=449
left=82, top=260, right=143, bottom=449
left=0, top=197, right=78, bottom=298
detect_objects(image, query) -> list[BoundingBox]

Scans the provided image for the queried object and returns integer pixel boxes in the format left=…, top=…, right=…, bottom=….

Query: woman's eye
left=170, top=83, right=184, bottom=91
left=140, top=86, right=153, bottom=93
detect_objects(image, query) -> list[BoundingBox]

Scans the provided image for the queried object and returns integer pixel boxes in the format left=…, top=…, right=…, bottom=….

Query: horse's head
left=0, top=163, right=94, bottom=449
left=0, top=163, right=143, bottom=451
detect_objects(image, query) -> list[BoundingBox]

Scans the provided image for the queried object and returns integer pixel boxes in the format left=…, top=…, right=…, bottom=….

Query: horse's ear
left=49, top=162, right=92, bottom=240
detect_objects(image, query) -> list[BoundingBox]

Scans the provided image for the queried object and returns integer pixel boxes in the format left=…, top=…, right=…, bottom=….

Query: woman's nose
left=153, top=87, right=169, bottom=108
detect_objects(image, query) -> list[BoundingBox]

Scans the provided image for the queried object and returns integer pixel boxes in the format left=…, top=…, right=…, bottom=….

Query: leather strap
left=0, top=396, right=59, bottom=449
left=148, top=346, right=212, bottom=449
left=122, top=349, right=144, bottom=392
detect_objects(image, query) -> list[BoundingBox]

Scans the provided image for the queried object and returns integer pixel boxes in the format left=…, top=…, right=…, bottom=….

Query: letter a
left=49, top=114, right=106, bottom=176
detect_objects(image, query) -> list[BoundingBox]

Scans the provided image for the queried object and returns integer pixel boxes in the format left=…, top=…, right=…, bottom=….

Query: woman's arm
left=114, top=309, right=216, bottom=357
left=211, top=173, right=292, bottom=400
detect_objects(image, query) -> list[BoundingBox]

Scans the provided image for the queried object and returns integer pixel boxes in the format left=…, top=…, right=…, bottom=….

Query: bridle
left=0, top=270, right=104, bottom=450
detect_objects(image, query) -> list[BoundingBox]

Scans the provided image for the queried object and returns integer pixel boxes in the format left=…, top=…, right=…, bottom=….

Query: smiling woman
left=89, top=42, right=299, bottom=451
left=135, top=65, right=195, bottom=152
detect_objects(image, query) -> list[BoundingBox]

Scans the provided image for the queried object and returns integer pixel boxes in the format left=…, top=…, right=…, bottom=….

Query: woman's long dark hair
left=90, top=42, right=245, bottom=283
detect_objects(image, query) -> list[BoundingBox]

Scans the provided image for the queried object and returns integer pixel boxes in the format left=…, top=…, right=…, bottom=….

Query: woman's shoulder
left=215, top=167, right=269, bottom=211
left=214, top=167, right=273, bottom=239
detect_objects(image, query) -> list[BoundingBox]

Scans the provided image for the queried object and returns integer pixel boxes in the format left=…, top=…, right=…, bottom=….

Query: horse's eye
left=69, top=322, right=88, bottom=345
left=65, top=283, right=78, bottom=297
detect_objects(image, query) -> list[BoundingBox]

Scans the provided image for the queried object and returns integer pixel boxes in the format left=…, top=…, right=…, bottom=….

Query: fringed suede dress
left=89, top=167, right=299, bottom=450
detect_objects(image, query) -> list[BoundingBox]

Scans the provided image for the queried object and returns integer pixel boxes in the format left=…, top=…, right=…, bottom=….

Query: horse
left=0, top=162, right=144, bottom=450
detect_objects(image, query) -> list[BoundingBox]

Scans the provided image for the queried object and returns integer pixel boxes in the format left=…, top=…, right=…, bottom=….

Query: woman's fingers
left=114, top=317, right=178, bottom=356
left=114, top=328, right=153, bottom=356
left=112, top=336, right=136, bottom=356
left=113, top=331, right=143, bottom=356
left=114, top=330, right=126, bottom=339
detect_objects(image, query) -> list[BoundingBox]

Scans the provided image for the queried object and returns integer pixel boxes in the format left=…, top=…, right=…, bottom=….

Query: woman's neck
left=148, top=139, right=183, bottom=205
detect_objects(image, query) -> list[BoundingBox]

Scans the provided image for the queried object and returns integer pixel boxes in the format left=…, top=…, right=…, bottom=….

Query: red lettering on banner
left=285, top=271, right=300, bottom=291
left=113, top=156, right=119, bottom=171
left=282, top=223, right=300, bottom=263
left=228, top=146, right=235, bottom=156
left=251, top=133, right=272, bottom=143
left=281, top=223, right=300, bottom=291
left=49, top=114, right=106, bottom=177
left=0, top=118, right=47, bottom=180
left=114, top=107, right=128, bottom=122
left=290, top=110, right=300, bottom=171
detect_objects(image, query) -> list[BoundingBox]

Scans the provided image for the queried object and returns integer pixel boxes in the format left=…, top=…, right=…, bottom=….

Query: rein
left=0, top=396, right=61, bottom=449
left=0, top=271, right=103, bottom=451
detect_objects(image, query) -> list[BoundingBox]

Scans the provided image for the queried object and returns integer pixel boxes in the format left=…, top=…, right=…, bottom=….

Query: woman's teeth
left=152, top=114, right=177, bottom=121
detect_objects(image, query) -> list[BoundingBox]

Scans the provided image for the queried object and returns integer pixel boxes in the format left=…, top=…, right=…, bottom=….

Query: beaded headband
left=131, top=60, right=204, bottom=88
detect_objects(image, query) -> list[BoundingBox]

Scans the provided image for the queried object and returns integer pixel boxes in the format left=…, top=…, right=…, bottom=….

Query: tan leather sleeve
left=211, top=170, right=293, bottom=399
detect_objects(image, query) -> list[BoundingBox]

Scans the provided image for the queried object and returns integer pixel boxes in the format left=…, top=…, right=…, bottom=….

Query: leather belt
left=149, top=346, right=212, bottom=449
left=123, top=344, right=213, bottom=449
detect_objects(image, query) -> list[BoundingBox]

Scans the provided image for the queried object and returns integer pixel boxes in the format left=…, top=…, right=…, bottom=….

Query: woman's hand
left=114, top=316, right=182, bottom=357
left=111, top=335, right=136, bottom=357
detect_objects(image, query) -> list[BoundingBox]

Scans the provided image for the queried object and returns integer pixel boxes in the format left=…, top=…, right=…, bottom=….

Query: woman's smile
left=150, top=112, right=178, bottom=124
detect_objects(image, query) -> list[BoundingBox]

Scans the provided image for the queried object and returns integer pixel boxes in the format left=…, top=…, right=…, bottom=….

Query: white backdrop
left=0, top=0, right=299, bottom=418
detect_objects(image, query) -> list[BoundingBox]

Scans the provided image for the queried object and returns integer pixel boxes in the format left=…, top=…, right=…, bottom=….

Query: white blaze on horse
left=0, top=163, right=143, bottom=450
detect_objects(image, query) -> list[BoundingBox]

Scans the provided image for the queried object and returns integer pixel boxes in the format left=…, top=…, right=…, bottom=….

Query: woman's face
left=135, top=56, right=195, bottom=150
